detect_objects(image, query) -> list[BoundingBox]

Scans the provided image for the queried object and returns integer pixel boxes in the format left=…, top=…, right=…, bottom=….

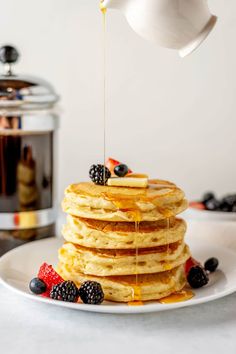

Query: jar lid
left=0, top=45, right=59, bottom=110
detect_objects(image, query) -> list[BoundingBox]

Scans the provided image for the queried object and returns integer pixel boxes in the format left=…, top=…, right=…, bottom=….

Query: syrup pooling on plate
left=128, top=301, right=144, bottom=306
left=158, top=290, right=194, bottom=304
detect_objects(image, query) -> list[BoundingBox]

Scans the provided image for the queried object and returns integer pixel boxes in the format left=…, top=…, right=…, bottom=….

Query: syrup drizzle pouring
left=129, top=212, right=143, bottom=305
left=166, top=217, right=170, bottom=265
left=101, top=2, right=107, bottom=185
left=100, top=3, right=142, bottom=305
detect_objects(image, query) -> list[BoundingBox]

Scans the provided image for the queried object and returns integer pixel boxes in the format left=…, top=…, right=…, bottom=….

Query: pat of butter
left=107, top=177, right=148, bottom=188
left=127, top=173, right=149, bottom=179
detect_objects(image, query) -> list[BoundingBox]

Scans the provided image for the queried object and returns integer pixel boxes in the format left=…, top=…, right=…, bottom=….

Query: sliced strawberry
left=106, top=157, right=132, bottom=175
left=106, top=158, right=121, bottom=175
left=185, top=257, right=201, bottom=275
left=13, top=213, right=20, bottom=227
left=189, top=201, right=205, bottom=210
left=38, top=263, right=64, bottom=297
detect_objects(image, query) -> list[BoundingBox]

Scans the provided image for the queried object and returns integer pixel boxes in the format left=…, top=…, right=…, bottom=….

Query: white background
left=0, top=0, right=235, bottom=201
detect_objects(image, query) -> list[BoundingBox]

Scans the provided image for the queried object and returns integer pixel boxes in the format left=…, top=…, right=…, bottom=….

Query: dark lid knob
left=0, top=45, right=19, bottom=64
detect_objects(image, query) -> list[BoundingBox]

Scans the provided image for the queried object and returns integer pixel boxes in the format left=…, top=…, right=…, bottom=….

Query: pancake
left=62, top=198, right=188, bottom=222
left=62, top=215, right=187, bottom=249
left=58, top=241, right=190, bottom=276
left=57, top=262, right=187, bottom=302
left=62, top=179, right=188, bottom=222
left=59, top=177, right=190, bottom=303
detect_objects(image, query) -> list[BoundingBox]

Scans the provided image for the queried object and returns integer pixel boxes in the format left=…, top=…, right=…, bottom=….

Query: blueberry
left=114, top=164, right=129, bottom=177
left=205, top=198, right=220, bottom=211
left=29, top=277, right=47, bottom=295
left=204, top=258, right=219, bottom=273
left=187, top=266, right=209, bottom=289
left=202, top=192, right=215, bottom=204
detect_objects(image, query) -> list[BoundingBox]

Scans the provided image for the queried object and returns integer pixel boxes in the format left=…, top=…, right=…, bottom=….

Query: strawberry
left=106, top=158, right=121, bottom=175
left=185, top=257, right=200, bottom=275
left=38, top=263, right=64, bottom=297
left=13, top=213, right=20, bottom=227
left=189, top=201, right=205, bottom=210
left=106, top=157, right=132, bottom=175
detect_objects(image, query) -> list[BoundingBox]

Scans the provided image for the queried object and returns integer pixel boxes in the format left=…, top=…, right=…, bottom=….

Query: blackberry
left=232, top=204, right=236, bottom=213
left=222, top=194, right=236, bottom=207
left=50, top=281, right=79, bottom=302
left=187, top=266, right=209, bottom=289
left=89, top=164, right=111, bottom=185
left=219, top=201, right=232, bottom=212
left=204, top=257, right=219, bottom=273
left=79, top=281, right=104, bottom=305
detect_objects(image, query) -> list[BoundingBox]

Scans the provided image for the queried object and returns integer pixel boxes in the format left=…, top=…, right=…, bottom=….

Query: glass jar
left=0, top=45, right=59, bottom=255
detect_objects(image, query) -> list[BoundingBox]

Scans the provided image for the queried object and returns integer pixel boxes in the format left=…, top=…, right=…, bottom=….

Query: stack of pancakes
left=58, top=179, right=190, bottom=303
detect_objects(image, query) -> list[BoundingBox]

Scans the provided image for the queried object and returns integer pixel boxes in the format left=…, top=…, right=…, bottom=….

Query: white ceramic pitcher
left=101, top=0, right=217, bottom=57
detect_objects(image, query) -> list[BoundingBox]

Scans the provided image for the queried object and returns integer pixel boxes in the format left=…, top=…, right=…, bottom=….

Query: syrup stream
left=102, top=5, right=107, bottom=185
left=135, top=221, right=139, bottom=285
left=129, top=217, right=143, bottom=305
left=166, top=217, right=170, bottom=260
left=99, top=4, right=190, bottom=307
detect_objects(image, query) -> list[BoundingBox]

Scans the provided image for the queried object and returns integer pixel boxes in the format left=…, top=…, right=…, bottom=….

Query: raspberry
left=38, top=263, right=64, bottom=297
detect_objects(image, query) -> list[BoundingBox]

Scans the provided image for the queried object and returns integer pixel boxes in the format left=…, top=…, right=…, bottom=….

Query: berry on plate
left=79, top=281, right=104, bottom=305
left=187, top=265, right=209, bottom=289
left=50, top=281, right=79, bottom=302
left=38, top=263, right=64, bottom=297
left=189, top=202, right=205, bottom=210
left=202, top=192, right=215, bottom=204
left=204, top=257, right=219, bottom=273
left=89, top=164, right=111, bottom=185
left=204, top=198, right=220, bottom=211
left=29, top=277, right=47, bottom=295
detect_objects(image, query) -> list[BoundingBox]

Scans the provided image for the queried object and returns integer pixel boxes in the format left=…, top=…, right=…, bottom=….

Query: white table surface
left=1, top=284, right=236, bottom=354
left=1, top=216, right=236, bottom=354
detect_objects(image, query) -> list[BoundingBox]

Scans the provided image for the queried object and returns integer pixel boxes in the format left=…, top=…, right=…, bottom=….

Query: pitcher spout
left=101, top=0, right=126, bottom=11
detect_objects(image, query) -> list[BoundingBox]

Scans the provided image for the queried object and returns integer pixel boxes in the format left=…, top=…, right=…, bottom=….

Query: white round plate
left=1, top=220, right=236, bottom=314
